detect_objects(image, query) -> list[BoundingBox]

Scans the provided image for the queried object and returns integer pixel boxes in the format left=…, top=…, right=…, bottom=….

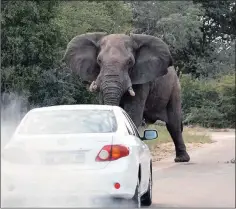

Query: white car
left=1, top=105, right=158, bottom=208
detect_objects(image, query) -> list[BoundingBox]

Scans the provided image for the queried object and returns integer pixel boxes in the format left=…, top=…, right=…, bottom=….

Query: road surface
left=151, top=130, right=235, bottom=208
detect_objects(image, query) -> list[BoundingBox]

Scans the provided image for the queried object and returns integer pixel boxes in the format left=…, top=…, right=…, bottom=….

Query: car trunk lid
left=3, top=133, right=114, bottom=170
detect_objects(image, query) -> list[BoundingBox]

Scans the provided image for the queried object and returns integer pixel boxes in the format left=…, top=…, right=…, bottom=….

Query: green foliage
left=181, top=74, right=235, bottom=128
left=27, top=65, right=97, bottom=107
left=194, top=0, right=236, bottom=43
left=131, top=1, right=235, bottom=78
left=131, top=1, right=194, bottom=34
left=55, top=1, right=133, bottom=42
left=154, top=4, right=204, bottom=76
left=1, top=0, right=68, bottom=107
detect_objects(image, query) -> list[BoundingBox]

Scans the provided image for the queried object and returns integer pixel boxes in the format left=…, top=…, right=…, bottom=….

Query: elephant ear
left=63, top=32, right=107, bottom=82
left=130, top=34, right=173, bottom=85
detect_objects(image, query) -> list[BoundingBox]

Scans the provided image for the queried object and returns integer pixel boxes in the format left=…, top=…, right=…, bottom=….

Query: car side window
left=123, top=112, right=141, bottom=138
left=121, top=112, right=135, bottom=136
left=123, top=112, right=140, bottom=138
left=125, top=124, right=134, bottom=135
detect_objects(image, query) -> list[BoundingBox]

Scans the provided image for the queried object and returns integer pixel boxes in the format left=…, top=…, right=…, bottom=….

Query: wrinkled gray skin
left=63, top=32, right=190, bottom=162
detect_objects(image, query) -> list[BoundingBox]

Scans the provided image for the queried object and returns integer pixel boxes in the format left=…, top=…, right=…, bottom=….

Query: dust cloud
left=1, top=92, right=28, bottom=148
left=1, top=93, right=136, bottom=208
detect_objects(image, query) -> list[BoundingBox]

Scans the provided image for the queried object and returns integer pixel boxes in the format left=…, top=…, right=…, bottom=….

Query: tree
left=130, top=1, right=235, bottom=78
left=1, top=0, right=94, bottom=108
left=154, top=5, right=204, bottom=77
left=130, top=1, right=206, bottom=77
left=194, top=0, right=236, bottom=45
left=130, top=1, right=195, bottom=34
left=55, top=1, right=133, bottom=42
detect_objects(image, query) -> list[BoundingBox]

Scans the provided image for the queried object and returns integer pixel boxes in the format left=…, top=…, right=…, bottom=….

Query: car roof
left=29, top=104, right=123, bottom=113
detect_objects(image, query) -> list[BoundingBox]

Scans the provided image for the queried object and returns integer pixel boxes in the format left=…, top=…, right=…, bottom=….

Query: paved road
left=151, top=131, right=235, bottom=208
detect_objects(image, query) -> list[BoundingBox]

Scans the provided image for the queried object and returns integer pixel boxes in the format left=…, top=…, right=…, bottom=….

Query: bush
left=181, top=74, right=235, bottom=128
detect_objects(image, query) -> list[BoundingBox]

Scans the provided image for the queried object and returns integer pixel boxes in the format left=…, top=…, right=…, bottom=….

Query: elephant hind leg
left=166, top=93, right=190, bottom=163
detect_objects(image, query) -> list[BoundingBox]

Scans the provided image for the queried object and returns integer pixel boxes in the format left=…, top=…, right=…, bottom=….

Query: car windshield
left=17, top=109, right=117, bottom=135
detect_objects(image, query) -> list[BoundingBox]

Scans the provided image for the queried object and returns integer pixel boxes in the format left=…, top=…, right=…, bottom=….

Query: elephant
left=63, top=32, right=190, bottom=163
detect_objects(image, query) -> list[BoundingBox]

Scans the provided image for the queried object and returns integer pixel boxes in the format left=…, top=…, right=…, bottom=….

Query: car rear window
left=17, top=109, right=117, bottom=135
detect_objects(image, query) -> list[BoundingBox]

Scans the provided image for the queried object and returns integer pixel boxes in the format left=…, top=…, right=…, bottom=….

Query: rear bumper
left=2, top=160, right=139, bottom=207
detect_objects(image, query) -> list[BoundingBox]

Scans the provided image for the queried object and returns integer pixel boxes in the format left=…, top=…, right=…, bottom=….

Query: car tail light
left=95, top=145, right=129, bottom=161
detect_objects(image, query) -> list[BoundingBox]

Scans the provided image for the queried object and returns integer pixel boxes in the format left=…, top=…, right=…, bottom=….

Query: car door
left=122, top=111, right=150, bottom=193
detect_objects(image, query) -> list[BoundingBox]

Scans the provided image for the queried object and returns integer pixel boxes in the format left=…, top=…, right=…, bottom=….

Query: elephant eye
left=127, top=57, right=134, bottom=67
left=97, top=57, right=102, bottom=65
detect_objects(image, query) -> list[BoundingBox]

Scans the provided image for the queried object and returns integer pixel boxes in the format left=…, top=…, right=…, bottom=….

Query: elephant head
left=63, top=32, right=173, bottom=105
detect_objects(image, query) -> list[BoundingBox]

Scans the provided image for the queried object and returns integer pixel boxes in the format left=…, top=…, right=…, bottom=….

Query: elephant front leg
left=122, top=84, right=150, bottom=128
left=98, top=92, right=103, bottom=104
left=166, top=92, right=190, bottom=163
left=166, top=120, right=190, bottom=162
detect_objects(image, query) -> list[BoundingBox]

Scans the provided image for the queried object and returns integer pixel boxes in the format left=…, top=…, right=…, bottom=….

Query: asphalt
left=151, top=131, right=235, bottom=208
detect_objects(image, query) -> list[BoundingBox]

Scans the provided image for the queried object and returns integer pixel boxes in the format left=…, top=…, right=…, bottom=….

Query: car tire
left=132, top=178, right=141, bottom=208
left=141, top=168, right=152, bottom=206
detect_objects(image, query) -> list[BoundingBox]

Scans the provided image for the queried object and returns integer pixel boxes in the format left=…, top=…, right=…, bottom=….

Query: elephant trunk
left=89, top=72, right=136, bottom=97
left=103, top=95, right=121, bottom=106
left=102, top=87, right=122, bottom=106
left=100, top=76, right=123, bottom=106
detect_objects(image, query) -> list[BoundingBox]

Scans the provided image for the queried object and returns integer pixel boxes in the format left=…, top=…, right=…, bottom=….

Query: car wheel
left=132, top=178, right=141, bottom=208
left=141, top=168, right=152, bottom=206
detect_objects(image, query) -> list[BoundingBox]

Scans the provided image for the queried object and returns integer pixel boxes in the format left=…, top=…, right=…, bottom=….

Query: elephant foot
left=174, top=151, right=190, bottom=163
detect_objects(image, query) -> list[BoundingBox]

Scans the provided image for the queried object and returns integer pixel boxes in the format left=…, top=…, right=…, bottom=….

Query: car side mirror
left=142, top=130, right=158, bottom=140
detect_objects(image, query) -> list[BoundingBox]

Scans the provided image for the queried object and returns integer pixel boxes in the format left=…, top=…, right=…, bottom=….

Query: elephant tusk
left=128, top=87, right=135, bottom=96
left=92, top=84, right=98, bottom=90
left=89, top=81, right=97, bottom=92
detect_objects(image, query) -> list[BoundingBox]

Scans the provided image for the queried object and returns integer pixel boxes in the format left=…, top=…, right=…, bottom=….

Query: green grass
left=138, top=124, right=213, bottom=147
